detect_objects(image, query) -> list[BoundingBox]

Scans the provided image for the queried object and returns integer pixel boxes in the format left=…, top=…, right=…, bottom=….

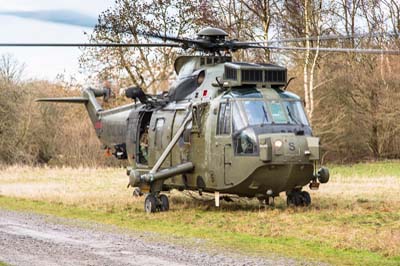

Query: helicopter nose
left=258, top=134, right=320, bottom=163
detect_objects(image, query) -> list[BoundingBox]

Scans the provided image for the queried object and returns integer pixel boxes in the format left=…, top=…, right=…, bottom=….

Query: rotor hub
left=197, top=27, right=228, bottom=43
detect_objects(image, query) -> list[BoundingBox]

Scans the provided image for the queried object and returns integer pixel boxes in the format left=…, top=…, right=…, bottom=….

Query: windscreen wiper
left=286, top=106, right=303, bottom=126
left=261, top=105, right=269, bottom=127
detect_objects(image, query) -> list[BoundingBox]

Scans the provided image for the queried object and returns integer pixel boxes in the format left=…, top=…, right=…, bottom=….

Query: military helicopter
left=2, top=27, right=399, bottom=213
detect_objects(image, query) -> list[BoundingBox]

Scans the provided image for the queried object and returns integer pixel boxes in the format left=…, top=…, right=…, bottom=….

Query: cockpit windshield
left=243, top=101, right=270, bottom=126
left=283, top=101, right=309, bottom=125
left=269, top=101, right=287, bottom=124
left=232, top=100, right=309, bottom=132
left=230, top=99, right=309, bottom=156
left=219, top=87, right=310, bottom=156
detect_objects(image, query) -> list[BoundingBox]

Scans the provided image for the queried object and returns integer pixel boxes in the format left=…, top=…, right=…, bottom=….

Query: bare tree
left=276, top=0, right=335, bottom=121
left=240, top=0, right=278, bottom=61
left=80, top=0, right=198, bottom=94
left=0, top=54, right=25, bottom=84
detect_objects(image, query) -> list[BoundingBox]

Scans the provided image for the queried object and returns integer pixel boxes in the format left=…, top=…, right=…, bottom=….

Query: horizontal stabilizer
left=36, top=97, right=88, bottom=103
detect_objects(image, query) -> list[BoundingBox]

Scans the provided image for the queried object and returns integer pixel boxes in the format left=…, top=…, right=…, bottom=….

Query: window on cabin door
left=154, top=118, right=165, bottom=148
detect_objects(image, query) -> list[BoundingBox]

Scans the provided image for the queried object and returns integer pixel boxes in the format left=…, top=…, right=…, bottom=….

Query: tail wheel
left=159, top=194, right=169, bottom=212
left=144, top=194, right=157, bottom=213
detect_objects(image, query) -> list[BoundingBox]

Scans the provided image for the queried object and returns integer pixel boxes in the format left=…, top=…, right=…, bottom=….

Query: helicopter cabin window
left=217, top=102, right=231, bottom=135
left=154, top=118, right=165, bottom=148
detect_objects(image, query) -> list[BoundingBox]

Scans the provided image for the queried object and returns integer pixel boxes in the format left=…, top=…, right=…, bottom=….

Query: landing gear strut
left=144, top=194, right=170, bottom=213
left=258, top=196, right=274, bottom=206
left=287, top=190, right=311, bottom=207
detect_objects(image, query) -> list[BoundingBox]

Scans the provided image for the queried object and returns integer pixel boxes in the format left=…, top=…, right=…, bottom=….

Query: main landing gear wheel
left=144, top=194, right=157, bottom=213
left=144, top=194, right=170, bottom=213
left=287, top=191, right=311, bottom=207
left=159, top=194, right=169, bottom=212
left=300, top=191, right=311, bottom=206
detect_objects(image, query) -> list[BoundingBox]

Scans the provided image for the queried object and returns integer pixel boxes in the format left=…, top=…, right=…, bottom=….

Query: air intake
left=224, top=62, right=287, bottom=87
left=225, top=66, right=237, bottom=80
left=242, top=69, right=263, bottom=82
left=265, top=69, right=286, bottom=83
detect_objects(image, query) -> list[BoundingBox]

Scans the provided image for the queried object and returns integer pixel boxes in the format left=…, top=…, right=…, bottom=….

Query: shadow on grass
left=167, top=191, right=396, bottom=215
left=168, top=192, right=306, bottom=212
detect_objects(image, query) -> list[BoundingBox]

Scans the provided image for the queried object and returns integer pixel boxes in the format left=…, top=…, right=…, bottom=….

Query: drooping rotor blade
left=0, top=43, right=181, bottom=48
left=256, top=45, right=400, bottom=55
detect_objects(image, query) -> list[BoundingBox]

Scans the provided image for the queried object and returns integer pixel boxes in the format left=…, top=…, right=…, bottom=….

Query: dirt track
left=0, top=209, right=301, bottom=266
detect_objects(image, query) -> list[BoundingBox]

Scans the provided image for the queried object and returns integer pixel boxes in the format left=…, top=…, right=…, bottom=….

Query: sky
left=0, top=0, right=113, bottom=84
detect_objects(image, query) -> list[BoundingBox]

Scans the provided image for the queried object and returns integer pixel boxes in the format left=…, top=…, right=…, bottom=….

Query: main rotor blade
left=264, top=45, right=400, bottom=55
left=249, top=32, right=396, bottom=44
left=0, top=43, right=181, bottom=47
left=141, top=31, right=210, bottom=50
left=142, top=31, right=190, bottom=43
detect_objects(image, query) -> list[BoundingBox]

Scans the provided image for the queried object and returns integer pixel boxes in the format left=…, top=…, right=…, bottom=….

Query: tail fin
left=36, top=97, right=88, bottom=103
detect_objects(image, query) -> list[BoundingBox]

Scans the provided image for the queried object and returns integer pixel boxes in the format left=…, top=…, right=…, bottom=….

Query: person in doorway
left=140, top=126, right=149, bottom=164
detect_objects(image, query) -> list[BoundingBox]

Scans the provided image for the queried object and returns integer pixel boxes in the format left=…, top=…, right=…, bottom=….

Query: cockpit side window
left=217, top=101, right=231, bottom=135
left=233, top=128, right=258, bottom=156
left=231, top=101, right=258, bottom=155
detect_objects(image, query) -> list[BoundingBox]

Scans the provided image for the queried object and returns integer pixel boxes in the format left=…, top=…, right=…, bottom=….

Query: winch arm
left=150, top=111, right=193, bottom=175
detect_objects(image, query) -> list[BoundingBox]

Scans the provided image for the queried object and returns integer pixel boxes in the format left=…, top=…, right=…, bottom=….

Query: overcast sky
left=0, top=0, right=113, bottom=84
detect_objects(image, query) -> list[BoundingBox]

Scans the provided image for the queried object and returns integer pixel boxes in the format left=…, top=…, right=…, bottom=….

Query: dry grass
left=0, top=165, right=135, bottom=207
left=0, top=163, right=400, bottom=262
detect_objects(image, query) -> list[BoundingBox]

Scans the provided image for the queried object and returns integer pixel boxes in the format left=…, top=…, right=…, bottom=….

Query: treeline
left=1, top=0, right=400, bottom=165
left=0, top=55, right=122, bottom=166
left=291, top=55, right=400, bottom=162
left=80, top=0, right=400, bottom=163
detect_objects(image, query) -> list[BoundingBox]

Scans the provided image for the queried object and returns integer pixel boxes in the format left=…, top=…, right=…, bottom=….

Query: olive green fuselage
left=93, top=57, right=319, bottom=198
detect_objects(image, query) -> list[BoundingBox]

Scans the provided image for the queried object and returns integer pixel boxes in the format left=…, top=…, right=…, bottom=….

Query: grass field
left=0, top=162, right=400, bottom=265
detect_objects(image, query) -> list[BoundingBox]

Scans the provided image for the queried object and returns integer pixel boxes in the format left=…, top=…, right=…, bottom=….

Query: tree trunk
left=303, top=0, right=311, bottom=117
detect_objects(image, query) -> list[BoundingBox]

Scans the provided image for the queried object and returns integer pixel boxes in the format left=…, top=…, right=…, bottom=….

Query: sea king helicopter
left=2, top=27, right=400, bottom=213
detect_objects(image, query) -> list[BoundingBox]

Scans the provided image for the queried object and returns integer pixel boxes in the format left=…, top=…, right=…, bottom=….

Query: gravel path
left=0, top=208, right=304, bottom=266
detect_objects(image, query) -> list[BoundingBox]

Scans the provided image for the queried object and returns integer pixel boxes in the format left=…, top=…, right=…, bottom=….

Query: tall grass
left=1, top=161, right=400, bottom=265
